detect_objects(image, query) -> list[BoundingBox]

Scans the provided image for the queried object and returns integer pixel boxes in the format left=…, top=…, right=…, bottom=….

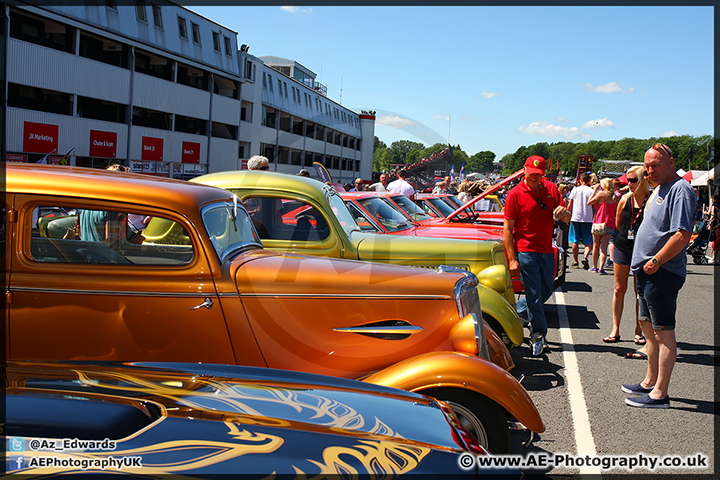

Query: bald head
left=644, top=143, right=676, bottom=186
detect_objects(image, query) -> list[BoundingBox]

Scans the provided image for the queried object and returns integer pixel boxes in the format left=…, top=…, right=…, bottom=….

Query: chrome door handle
left=191, top=297, right=214, bottom=310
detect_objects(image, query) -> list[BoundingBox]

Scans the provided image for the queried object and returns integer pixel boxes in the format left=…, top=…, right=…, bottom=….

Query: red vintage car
left=343, top=186, right=566, bottom=292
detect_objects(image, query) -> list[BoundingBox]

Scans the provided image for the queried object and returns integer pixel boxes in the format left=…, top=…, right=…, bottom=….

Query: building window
left=268, top=74, right=273, bottom=92
left=241, top=101, right=252, bottom=122
left=212, top=32, right=221, bottom=52
left=8, top=83, right=72, bottom=116
left=277, top=79, right=282, bottom=95
left=224, top=36, right=232, bottom=56
left=79, top=32, right=127, bottom=68
left=245, top=60, right=253, bottom=79
left=262, top=72, right=267, bottom=89
left=278, top=147, right=289, bottom=165
left=213, top=75, right=238, bottom=99
left=177, top=63, right=207, bottom=90
left=177, top=16, right=187, bottom=39
left=136, top=0, right=147, bottom=22
left=77, top=96, right=126, bottom=123
left=292, top=118, right=303, bottom=136
left=261, top=106, right=276, bottom=129
left=211, top=122, right=237, bottom=140
left=152, top=4, right=163, bottom=29
left=132, top=106, right=172, bottom=130
left=284, top=82, right=288, bottom=98
left=9, top=10, right=74, bottom=54
left=191, top=22, right=200, bottom=44
left=134, top=49, right=173, bottom=81
left=175, top=115, right=207, bottom=135
left=261, top=143, right=275, bottom=162
left=279, top=112, right=291, bottom=133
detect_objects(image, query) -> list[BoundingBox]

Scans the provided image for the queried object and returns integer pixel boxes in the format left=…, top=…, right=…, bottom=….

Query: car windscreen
left=425, top=197, right=457, bottom=217
left=356, top=197, right=412, bottom=232
left=388, top=195, right=431, bottom=221
left=326, top=190, right=361, bottom=237
left=202, top=200, right=261, bottom=261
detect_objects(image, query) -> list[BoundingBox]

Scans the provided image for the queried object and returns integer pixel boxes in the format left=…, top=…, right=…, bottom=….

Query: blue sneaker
left=621, top=383, right=653, bottom=394
left=625, top=393, right=670, bottom=408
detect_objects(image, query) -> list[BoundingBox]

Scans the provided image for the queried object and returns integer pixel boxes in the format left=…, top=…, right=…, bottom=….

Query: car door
left=7, top=194, right=236, bottom=364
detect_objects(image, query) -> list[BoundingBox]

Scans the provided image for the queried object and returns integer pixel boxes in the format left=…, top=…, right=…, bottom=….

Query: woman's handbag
left=591, top=222, right=609, bottom=235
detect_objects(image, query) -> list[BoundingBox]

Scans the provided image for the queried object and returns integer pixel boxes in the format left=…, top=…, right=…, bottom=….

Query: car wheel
left=422, top=388, right=511, bottom=454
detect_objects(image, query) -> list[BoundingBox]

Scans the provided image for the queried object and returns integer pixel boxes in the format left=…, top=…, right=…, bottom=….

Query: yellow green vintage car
left=193, top=171, right=523, bottom=347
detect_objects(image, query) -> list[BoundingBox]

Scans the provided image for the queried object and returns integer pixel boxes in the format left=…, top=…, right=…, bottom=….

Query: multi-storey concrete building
left=0, top=1, right=374, bottom=183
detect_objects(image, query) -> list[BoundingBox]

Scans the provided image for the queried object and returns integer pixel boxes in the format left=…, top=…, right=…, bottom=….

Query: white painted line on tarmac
left=555, top=289, right=601, bottom=475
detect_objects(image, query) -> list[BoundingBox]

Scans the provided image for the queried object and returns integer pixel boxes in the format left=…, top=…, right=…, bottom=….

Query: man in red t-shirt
left=504, top=155, right=570, bottom=355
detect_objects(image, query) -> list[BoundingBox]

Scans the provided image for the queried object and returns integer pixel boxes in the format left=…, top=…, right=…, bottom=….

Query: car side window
left=345, top=203, right=380, bottom=232
left=244, top=196, right=329, bottom=242
left=30, top=206, right=194, bottom=265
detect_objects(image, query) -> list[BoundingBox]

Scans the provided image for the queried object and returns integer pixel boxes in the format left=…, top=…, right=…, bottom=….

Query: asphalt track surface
left=505, top=255, right=716, bottom=478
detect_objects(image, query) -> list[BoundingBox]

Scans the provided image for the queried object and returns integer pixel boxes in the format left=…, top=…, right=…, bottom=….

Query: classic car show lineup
left=4, top=163, right=545, bottom=465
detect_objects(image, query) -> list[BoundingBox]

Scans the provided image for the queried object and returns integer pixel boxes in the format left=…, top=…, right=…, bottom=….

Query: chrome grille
left=439, top=265, right=489, bottom=361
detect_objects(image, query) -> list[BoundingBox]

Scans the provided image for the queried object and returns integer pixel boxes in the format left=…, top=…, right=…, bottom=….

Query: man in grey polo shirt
left=621, top=143, right=695, bottom=408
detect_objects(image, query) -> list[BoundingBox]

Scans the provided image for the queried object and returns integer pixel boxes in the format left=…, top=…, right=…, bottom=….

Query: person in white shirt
left=387, top=169, right=415, bottom=201
left=566, top=173, right=595, bottom=269
left=369, top=173, right=389, bottom=192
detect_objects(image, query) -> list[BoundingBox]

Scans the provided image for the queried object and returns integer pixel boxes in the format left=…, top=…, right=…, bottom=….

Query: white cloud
left=377, top=114, right=416, bottom=127
left=556, top=117, right=569, bottom=123
left=480, top=91, right=499, bottom=98
left=660, top=130, right=679, bottom=137
left=434, top=115, right=450, bottom=122
left=581, top=118, right=616, bottom=129
left=582, top=82, right=633, bottom=94
left=281, top=5, right=312, bottom=14
left=516, top=121, right=591, bottom=140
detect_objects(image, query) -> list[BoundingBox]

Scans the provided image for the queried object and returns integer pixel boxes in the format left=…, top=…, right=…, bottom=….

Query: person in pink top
left=587, top=178, right=619, bottom=275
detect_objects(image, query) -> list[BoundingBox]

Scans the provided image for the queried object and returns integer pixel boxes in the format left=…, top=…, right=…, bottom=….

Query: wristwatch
left=651, top=257, right=659, bottom=266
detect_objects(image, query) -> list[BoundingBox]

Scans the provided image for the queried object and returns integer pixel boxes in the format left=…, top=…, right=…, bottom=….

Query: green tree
left=374, top=136, right=387, bottom=152
left=389, top=140, right=425, bottom=165
left=373, top=147, right=390, bottom=173
left=468, top=150, right=496, bottom=173
left=406, top=148, right=422, bottom=164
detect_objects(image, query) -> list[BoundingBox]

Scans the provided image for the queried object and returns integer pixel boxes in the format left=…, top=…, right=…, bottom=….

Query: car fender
left=483, top=323, right=514, bottom=371
left=363, top=351, right=544, bottom=433
left=477, top=286, right=524, bottom=346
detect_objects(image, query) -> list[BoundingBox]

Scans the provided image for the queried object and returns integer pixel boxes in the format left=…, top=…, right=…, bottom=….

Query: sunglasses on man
left=645, top=143, right=673, bottom=158
left=258, top=166, right=269, bottom=170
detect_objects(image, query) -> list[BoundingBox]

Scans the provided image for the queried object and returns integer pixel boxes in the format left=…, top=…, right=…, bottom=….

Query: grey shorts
left=636, top=269, right=685, bottom=331
left=613, top=247, right=632, bottom=266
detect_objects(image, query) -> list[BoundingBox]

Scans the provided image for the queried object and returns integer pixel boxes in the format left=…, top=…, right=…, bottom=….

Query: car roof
left=193, top=170, right=333, bottom=199
left=6, top=164, right=233, bottom=211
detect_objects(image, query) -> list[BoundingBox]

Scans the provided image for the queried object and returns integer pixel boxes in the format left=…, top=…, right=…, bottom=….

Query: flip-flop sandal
left=634, top=335, right=646, bottom=345
left=603, top=335, right=621, bottom=343
left=625, top=351, right=648, bottom=360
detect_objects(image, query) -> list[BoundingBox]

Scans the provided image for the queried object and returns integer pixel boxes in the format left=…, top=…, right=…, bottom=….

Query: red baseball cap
left=524, top=155, right=546, bottom=175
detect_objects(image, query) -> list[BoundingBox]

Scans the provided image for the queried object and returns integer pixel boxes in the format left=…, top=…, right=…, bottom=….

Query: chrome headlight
left=438, top=265, right=489, bottom=361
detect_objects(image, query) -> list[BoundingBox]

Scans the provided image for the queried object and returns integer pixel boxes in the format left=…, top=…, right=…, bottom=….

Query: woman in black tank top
left=604, top=166, right=650, bottom=349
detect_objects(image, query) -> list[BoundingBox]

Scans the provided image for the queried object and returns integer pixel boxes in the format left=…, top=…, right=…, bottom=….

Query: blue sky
left=192, top=6, right=714, bottom=159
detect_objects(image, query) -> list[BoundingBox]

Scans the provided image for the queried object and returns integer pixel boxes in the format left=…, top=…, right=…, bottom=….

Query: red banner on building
left=23, top=122, right=59, bottom=154
left=89, top=130, right=117, bottom=158
left=141, top=136, right=163, bottom=161
left=182, top=141, right=201, bottom=163
left=5, top=153, right=27, bottom=163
